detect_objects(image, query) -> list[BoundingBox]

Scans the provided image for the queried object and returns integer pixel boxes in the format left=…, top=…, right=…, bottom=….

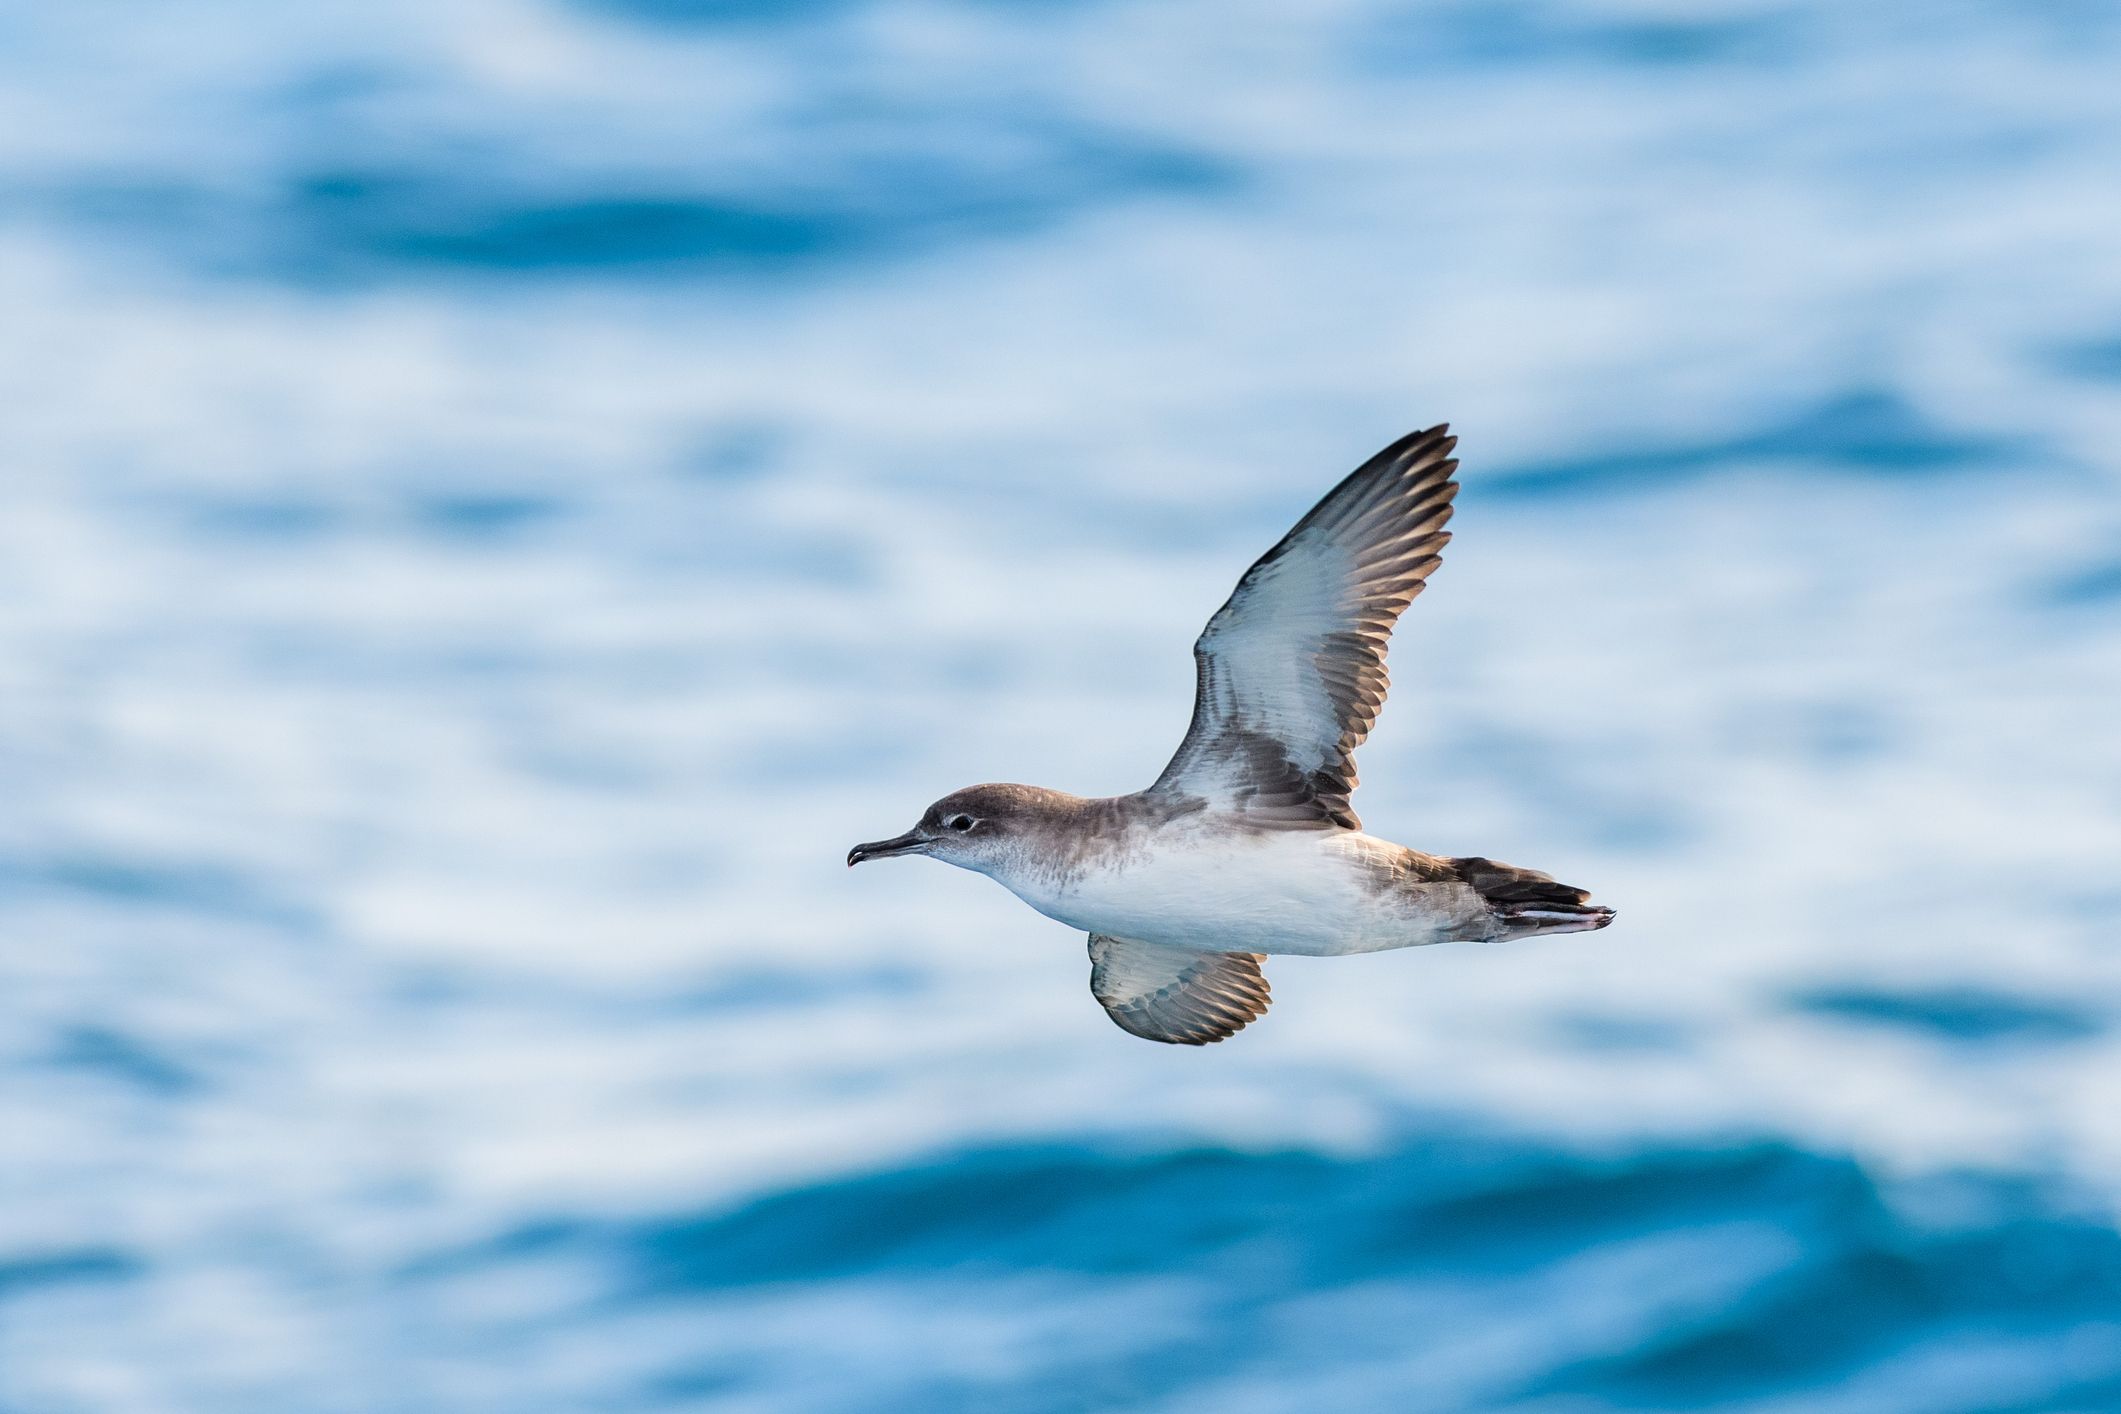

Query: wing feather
left=1148, top=425, right=1459, bottom=830
left=1088, top=935, right=1271, bottom=1045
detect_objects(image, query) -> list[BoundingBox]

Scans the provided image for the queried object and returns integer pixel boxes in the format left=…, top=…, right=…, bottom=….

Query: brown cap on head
left=847, top=783, right=1075, bottom=867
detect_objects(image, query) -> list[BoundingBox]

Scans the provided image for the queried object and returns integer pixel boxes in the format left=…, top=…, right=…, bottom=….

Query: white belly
left=994, top=829, right=1451, bottom=956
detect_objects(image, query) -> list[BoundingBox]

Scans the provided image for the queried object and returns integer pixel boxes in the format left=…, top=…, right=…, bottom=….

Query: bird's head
left=847, top=783, right=1052, bottom=874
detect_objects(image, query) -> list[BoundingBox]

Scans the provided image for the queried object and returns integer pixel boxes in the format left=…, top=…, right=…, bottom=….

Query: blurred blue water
left=418, top=1137, right=2121, bottom=1412
left=3, top=1, right=2120, bottom=1410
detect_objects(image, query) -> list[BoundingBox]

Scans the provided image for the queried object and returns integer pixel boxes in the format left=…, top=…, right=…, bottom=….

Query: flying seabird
left=849, top=425, right=1614, bottom=1044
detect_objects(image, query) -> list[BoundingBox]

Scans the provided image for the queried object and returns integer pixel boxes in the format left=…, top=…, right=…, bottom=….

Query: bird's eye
left=947, top=815, right=975, bottom=832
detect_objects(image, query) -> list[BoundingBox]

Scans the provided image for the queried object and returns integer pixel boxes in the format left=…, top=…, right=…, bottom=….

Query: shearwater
left=849, top=425, right=1614, bottom=1045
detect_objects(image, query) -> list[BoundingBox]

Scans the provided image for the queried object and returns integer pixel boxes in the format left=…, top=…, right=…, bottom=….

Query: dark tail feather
left=1452, top=856, right=1615, bottom=936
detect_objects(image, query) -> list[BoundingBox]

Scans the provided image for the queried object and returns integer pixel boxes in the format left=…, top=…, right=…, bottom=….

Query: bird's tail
left=1452, top=856, right=1616, bottom=938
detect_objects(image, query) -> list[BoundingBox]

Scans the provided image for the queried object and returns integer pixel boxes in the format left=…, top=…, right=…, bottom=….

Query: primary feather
left=1148, top=424, right=1458, bottom=830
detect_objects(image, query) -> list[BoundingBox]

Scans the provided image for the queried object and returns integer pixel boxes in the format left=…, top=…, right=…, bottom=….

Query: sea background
left=3, top=2, right=2120, bottom=1410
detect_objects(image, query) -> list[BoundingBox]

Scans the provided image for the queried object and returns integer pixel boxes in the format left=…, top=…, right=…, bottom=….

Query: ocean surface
left=3, top=1, right=2120, bottom=1410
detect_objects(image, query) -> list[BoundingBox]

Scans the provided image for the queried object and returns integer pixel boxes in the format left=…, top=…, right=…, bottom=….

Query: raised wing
left=1088, top=935, right=1271, bottom=1045
left=1148, top=425, right=1458, bottom=830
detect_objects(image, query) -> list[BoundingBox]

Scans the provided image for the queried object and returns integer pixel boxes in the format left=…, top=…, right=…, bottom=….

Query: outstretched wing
left=1148, top=425, right=1458, bottom=831
left=1088, top=935, right=1271, bottom=1045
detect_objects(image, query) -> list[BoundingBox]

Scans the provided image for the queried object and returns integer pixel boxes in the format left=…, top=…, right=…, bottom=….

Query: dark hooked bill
left=846, top=829, right=927, bottom=866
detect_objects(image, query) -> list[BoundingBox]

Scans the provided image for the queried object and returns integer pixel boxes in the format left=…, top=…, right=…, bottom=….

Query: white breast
left=991, top=827, right=1443, bottom=957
